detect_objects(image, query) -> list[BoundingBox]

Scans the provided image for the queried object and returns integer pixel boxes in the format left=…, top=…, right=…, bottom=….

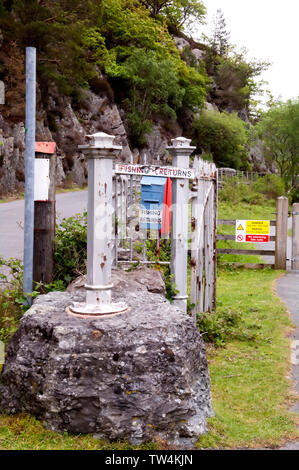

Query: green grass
left=218, top=200, right=276, bottom=221
left=196, top=268, right=298, bottom=449
left=0, top=414, right=161, bottom=450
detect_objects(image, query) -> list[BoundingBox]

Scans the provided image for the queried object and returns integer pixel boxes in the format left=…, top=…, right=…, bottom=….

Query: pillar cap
left=167, top=136, right=196, bottom=154
left=78, top=132, right=122, bottom=150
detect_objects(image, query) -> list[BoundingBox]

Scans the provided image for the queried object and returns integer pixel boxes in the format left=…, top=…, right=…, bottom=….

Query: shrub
left=53, top=212, right=87, bottom=287
left=197, top=306, right=259, bottom=347
left=252, top=174, right=285, bottom=200
left=0, top=257, right=36, bottom=343
left=192, top=110, right=249, bottom=170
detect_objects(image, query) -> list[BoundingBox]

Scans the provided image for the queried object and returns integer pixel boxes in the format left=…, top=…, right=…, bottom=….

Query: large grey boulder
left=0, top=288, right=213, bottom=446
left=67, top=267, right=166, bottom=297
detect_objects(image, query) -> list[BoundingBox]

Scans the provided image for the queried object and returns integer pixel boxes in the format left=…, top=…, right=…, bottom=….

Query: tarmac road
left=0, top=190, right=88, bottom=261
left=276, top=271, right=299, bottom=450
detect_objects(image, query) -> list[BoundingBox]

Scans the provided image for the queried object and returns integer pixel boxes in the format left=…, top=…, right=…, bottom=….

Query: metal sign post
left=69, top=132, right=128, bottom=317
left=23, top=47, right=36, bottom=304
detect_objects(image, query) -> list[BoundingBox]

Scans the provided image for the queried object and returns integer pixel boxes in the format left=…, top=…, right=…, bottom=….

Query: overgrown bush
left=197, top=306, right=260, bottom=347
left=191, top=110, right=250, bottom=170
left=0, top=257, right=34, bottom=343
left=53, top=212, right=87, bottom=287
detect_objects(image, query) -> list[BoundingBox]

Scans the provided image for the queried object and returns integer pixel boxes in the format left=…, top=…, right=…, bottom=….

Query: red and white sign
left=35, top=142, right=56, bottom=154
left=245, top=234, right=269, bottom=243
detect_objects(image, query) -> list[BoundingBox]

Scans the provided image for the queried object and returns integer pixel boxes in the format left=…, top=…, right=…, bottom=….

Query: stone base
left=0, top=289, right=213, bottom=446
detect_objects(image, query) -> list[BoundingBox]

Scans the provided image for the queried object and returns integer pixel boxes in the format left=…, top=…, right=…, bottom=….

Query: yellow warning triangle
left=237, top=224, right=244, bottom=231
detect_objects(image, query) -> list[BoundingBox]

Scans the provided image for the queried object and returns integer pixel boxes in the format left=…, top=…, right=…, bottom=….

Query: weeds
left=0, top=257, right=34, bottom=343
left=53, top=211, right=87, bottom=286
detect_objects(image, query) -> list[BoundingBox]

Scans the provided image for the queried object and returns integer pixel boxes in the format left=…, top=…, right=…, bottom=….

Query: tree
left=211, top=9, right=230, bottom=58
left=192, top=109, right=249, bottom=170
left=139, top=0, right=206, bottom=30
left=254, top=99, right=299, bottom=192
left=113, top=48, right=185, bottom=147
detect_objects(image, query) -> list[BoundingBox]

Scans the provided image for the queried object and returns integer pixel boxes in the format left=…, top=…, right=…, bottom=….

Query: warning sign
left=235, top=220, right=270, bottom=243
left=246, top=220, right=270, bottom=235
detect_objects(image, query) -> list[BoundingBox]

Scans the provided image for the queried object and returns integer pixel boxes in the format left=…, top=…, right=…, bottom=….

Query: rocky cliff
left=0, top=31, right=273, bottom=196
left=0, top=77, right=185, bottom=196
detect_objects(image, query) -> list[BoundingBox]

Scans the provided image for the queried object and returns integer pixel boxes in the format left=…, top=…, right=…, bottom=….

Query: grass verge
left=196, top=268, right=298, bottom=449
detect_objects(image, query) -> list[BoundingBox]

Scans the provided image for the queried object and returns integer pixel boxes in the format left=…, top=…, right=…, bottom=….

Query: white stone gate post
left=168, top=137, right=195, bottom=314
left=69, top=132, right=127, bottom=317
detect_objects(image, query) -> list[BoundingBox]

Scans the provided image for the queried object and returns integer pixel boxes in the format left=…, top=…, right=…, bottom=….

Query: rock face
left=0, top=81, right=134, bottom=195
left=249, top=140, right=278, bottom=174
left=67, top=267, right=167, bottom=297
left=0, top=289, right=213, bottom=446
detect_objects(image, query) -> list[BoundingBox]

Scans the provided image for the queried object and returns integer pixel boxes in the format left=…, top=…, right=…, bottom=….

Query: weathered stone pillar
left=69, top=132, right=127, bottom=316
left=168, top=137, right=195, bottom=314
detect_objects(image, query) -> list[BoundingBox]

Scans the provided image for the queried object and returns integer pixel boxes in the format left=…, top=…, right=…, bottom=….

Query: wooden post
left=33, top=146, right=56, bottom=287
left=275, top=196, right=288, bottom=270
left=212, top=169, right=218, bottom=311
left=292, top=203, right=299, bottom=270
left=191, top=158, right=217, bottom=317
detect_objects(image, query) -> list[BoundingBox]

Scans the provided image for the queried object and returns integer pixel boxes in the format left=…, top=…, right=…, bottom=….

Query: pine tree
left=211, top=9, right=230, bottom=58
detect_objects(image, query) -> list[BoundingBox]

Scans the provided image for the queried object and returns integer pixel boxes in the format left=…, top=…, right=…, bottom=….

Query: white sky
left=195, top=0, right=299, bottom=103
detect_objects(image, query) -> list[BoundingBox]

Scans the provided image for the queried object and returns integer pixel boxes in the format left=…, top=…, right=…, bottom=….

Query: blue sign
left=140, top=176, right=167, bottom=230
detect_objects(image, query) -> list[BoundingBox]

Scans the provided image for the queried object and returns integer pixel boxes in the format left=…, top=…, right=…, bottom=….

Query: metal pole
left=23, top=47, right=36, bottom=304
